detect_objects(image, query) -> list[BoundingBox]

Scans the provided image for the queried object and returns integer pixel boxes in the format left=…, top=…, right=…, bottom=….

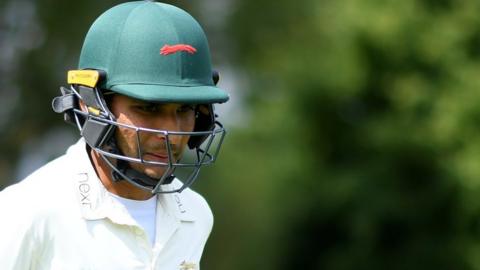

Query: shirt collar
left=69, top=139, right=196, bottom=223
left=158, top=181, right=196, bottom=222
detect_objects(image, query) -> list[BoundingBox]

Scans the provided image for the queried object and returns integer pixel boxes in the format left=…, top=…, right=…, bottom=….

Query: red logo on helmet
left=160, top=44, right=197, bottom=55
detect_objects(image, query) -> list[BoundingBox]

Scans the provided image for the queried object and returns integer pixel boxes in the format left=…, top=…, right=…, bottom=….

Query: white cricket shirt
left=110, top=193, right=158, bottom=245
left=0, top=139, right=213, bottom=270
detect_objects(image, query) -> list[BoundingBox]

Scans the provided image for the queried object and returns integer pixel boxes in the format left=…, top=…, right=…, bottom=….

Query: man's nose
left=153, top=112, right=181, bottom=132
left=150, top=112, right=185, bottom=143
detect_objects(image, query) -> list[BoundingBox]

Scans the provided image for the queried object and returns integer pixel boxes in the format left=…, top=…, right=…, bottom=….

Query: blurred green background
left=2, top=0, right=480, bottom=269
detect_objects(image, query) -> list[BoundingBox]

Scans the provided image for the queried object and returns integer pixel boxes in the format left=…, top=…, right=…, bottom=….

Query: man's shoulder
left=17, top=153, right=74, bottom=192
left=0, top=140, right=85, bottom=207
left=3, top=156, right=67, bottom=195
left=184, top=188, right=212, bottom=215
left=16, top=138, right=86, bottom=186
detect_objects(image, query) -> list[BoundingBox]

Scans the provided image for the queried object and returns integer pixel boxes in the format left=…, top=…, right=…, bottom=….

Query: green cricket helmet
left=52, top=1, right=229, bottom=193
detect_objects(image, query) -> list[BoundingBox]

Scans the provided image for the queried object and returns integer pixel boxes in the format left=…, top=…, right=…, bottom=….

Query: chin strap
left=111, top=159, right=175, bottom=188
left=100, top=138, right=175, bottom=192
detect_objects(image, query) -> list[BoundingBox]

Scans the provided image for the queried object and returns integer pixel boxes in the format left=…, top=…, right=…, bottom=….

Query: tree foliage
left=200, top=0, right=480, bottom=269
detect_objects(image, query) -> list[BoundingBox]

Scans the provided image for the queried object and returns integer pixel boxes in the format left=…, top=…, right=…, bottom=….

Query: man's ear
left=197, top=104, right=210, bottom=116
left=79, top=100, right=88, bottom=112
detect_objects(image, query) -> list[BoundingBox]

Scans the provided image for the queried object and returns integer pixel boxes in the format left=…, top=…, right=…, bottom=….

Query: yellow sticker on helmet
left=88, top=106, right=101, bottom=116
left=68, top=70, right=100, bottom=87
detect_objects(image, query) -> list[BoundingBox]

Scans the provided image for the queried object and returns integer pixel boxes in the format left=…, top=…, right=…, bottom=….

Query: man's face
left=109, top=94, right=196, bottom=179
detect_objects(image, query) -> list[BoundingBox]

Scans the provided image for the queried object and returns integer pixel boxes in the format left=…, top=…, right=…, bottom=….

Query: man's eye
left=177, top=105, right=195, bottom=113
left=135, top=104, right=158, bottom=113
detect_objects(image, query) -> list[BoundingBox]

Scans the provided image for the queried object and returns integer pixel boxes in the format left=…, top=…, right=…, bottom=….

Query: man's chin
left=143, top=168, right=168, bottom=180
left=129, top=163, right=170, bottom=180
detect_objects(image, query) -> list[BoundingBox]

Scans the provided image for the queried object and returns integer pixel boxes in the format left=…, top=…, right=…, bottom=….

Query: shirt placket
left=151, top=195, right=182, bottom=268
left=105, top=196, right=157, bottom=268
left=79, top=178, right=156, bottom=269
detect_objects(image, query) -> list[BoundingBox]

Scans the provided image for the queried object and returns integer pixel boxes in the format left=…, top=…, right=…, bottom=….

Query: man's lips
left=143, top=152, right=170, bottom=162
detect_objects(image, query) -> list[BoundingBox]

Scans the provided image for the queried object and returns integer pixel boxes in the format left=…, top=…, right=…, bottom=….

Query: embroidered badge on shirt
left=179, top=261, right=197, bottom=270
